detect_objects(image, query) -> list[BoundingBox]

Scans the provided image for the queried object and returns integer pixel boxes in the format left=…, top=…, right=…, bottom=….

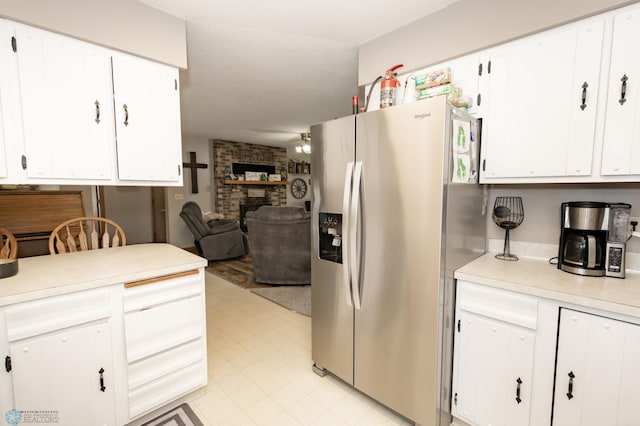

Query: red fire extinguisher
left=379, top=64, right=403, bottom=109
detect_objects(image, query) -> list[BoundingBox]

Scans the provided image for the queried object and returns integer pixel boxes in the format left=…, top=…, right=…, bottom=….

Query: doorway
left=151, top=187, right=167, bottom=243
left=98, top=186, right=166, bottom=244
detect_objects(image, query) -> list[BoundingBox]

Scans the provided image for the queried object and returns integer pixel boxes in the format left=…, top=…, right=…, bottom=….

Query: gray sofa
left=179, top=202, right=248, bottom=261
left=245, top=206, right=311, bottom=285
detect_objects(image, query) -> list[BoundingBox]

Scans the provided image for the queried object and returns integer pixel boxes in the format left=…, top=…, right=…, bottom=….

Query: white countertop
left=0, top=243, right=207, bottom=307
left=455, top=253, right=640, bottom=318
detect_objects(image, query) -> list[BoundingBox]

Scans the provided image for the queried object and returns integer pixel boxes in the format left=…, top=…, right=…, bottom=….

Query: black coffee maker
left=558, top=201, right=631, bottom=277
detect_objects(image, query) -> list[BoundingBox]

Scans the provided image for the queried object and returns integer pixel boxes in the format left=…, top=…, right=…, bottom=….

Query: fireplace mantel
left=223, top=180, right=288, bottom=186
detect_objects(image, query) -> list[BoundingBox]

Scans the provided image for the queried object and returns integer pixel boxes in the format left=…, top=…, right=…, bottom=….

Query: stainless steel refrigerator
left=310, top=96, right=486, bottom=426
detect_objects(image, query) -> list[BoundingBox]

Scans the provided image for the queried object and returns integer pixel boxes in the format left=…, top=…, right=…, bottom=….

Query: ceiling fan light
left=302, top=144, right=311, bottom=154
left=296, top=146, right=303, bottom=153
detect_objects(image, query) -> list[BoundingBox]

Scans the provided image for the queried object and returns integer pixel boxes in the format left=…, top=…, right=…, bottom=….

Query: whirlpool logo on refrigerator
left=414, top=113, right=431, bottom=120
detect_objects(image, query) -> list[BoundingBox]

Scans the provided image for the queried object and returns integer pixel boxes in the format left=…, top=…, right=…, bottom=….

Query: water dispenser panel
left=318, top=212, right=342, bottom=263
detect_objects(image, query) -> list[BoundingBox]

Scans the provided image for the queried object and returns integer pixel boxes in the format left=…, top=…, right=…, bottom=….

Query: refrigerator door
left=353, top=97, right=449, bottom=425
left=310, top=115, right=355, bottom=384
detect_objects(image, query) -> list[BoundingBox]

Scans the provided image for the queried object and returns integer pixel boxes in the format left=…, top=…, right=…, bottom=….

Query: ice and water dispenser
left=318, top=213, right=342, bottom=263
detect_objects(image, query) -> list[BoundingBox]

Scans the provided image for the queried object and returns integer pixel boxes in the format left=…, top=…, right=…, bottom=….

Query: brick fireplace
left=213, top=140, right=287, bottom=223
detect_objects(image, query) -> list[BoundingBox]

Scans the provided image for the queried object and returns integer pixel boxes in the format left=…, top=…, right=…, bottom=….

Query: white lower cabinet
left=2, top=287, right=115, bottom=426
left=453, top=280, right=640, bottom=426
left=0, top=269, right=206, bottom=426
left=10, top=322, right=115, bottom=426
left=452, top=281, right=537, bottom=426
left=552, top=308, right=640, bottom=426
left=121, top=271, right=207, bottom=422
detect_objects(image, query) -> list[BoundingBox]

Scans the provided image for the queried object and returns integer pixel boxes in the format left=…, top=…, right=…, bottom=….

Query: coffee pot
left=558, top=202, right=631, bottom=278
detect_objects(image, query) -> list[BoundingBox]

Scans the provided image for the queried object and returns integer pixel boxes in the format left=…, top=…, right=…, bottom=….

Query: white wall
left=486, top=184, right=640, bottom=254
left=166, top=137, right=214, bottom=248
left=0, top=0, right=187, bottom=68
left=359, top=0, right=635, bottom=85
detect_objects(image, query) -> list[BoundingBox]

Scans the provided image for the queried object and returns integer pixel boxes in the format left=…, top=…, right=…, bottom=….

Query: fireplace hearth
left=239, top=202, right=272, bottom=232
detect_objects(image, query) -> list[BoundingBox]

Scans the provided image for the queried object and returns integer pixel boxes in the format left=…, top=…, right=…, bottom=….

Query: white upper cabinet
left=0, top=21, right=18, bottom=182
left=112, top=54, right=182, bottom=183
left=600, top=8, right=640, bottom=176
left=447, top=54, right=482, bottom=115
left=0, top=19, right=183, bottom=186
left=481, top=19, right=604, bottom=181
left=0, top=91, right=7, bottom=180
left=13, top=23, right=115, bottom=181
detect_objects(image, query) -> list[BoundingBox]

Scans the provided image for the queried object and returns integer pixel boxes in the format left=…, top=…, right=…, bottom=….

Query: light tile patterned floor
left=190, top=273, right=412, bottom=425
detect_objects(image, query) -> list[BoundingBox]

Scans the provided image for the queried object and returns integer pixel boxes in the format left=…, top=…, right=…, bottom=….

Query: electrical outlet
left=174, top=193, right=184, bottom=200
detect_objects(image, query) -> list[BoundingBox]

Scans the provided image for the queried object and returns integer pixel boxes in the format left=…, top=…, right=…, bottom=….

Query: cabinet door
left=452, top=310, right=535, bottom=426
left=0, top=90, right=6, bottom=180
left=600, top=7, right=640, bottom=176
left=0, top=20, right=8, bottom=180
left=553, top=309, right=640, bottom=425
left=481, top=20, right=603, bottom=180
left=10, top=322, right=116, bottom=426
left=112, top=54, right=182, bottom=183
left=14, top=24, right=114, bottom=181
left=448, top=54, right=481, bottom=115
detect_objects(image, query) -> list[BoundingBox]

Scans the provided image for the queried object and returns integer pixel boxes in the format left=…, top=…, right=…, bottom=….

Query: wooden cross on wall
left=182, top=151, right=208, bottom=194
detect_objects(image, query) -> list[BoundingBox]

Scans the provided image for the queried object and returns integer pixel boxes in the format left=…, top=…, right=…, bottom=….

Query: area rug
left=205, top=254, right=270, bottom=289
left=141, top=403, right=203, bottom=426
left=250, top=285, right=311, bottom=317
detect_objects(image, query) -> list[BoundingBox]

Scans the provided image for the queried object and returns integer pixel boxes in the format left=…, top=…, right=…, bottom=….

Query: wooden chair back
left=48, top=217, right=126, bottom=255
left=0, top=227, right=18, bottom=259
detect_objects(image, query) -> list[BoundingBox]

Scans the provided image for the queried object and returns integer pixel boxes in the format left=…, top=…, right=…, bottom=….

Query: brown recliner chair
left=245, top=206, right=311, bottom=284
left=180, top=202, right=248, bottom=261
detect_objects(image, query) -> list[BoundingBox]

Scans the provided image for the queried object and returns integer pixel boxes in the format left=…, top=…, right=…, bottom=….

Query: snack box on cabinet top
left=417, top=82, right=457, bottom=99
left=414, top=67, right=452, bottom=90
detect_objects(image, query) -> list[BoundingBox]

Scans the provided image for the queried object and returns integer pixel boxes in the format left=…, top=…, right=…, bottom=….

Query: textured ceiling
left=139, top=0, right=459, bottom=147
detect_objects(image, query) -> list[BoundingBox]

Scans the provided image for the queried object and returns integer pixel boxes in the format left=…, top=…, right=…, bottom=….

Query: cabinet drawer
left=457, top=280, right=538, bottom=330
left=122, top=270, right=202, bottom=313
left=127, top=338, right=205, bottom=390
left=128, top=360, right=206, bottom=419
left=5, top=287, right=111, bottom=341
left=124, top=295, right=204, bottom=363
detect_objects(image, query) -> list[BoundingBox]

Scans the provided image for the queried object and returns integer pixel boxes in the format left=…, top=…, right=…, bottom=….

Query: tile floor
left=190, top=272, right=412, bottom=425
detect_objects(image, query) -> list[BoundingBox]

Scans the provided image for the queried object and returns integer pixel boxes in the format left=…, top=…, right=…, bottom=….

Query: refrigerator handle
left=350, top=161, right=363, bottom=310
left=342, top=162, right=354, bottom=307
